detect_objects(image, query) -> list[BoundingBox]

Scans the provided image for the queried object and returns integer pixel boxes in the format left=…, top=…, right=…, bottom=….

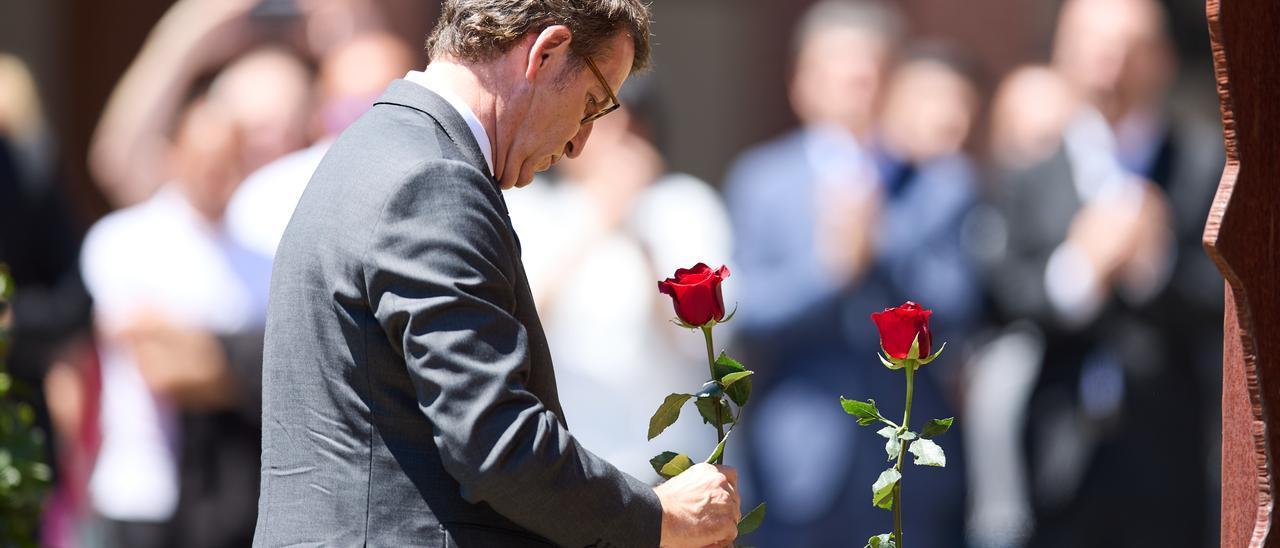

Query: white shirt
left=404, top=71, right=495, bottom=175
left=81, top=187, right=272, bottom=521
left=505, top=173, right=734, bottom=481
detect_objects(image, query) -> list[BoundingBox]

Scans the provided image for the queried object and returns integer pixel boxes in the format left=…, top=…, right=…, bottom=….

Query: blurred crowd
left=0, top=0, right=1222, bottom=546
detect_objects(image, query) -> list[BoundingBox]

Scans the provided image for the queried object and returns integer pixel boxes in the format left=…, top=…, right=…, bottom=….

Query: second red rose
left=657, top=263, right=730, bottom=327
left=871, top=301, right=933, bottom=360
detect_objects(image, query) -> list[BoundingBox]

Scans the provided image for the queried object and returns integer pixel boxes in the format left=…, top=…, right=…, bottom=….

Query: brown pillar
left=1204, top=0, right=1280, bottom=545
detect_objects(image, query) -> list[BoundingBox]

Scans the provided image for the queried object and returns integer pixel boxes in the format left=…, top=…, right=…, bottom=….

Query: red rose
left=871, top=301, right=933, bottom=360
left=658, top=263, right=730, bottom=327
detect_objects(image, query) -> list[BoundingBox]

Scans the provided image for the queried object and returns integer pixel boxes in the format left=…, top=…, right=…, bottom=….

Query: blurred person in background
left=961, top=64, right=1080, bottom=548
left=978, top=0, right=1223, bottom=545
left=88, top=0, right=317, bottom=208
left=227, top=31, right=415, bottom=259
left=0, top=52, right=96, bottom=547
left=723, top=1, right=966, bottom=544
left=873, top=44, right=983, bottom=351
left=505, top=74, right=732, bottom=484
left=987, top=65, right=1079, bottom=174
left=80, top=45, right=310, bottom=546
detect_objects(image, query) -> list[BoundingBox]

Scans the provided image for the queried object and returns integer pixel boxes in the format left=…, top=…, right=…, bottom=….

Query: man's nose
left=565, top=122, right=594, bottom=158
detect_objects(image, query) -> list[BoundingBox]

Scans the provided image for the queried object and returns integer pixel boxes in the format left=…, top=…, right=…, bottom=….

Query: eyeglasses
left=580, top=56, right=621, bottom=125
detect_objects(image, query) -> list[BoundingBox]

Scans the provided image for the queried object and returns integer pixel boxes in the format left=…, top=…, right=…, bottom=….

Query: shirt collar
left=403, top=71, right=495, bottom=175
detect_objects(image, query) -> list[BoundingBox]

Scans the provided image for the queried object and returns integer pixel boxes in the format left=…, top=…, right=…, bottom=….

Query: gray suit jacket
left=254, top=80, right=662, bottom=547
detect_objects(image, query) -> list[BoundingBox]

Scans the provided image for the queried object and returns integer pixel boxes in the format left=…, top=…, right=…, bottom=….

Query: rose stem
left=893, top=363, right=916, bottom=547
left=701, top=325, right=726, bottom=464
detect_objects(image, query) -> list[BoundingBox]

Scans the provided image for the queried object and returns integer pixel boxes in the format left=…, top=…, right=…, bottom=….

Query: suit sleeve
left=364, top=160, right=662, bottom=548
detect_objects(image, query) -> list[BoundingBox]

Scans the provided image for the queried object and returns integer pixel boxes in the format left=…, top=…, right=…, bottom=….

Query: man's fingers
left=714, top=465, right=738, bottom=488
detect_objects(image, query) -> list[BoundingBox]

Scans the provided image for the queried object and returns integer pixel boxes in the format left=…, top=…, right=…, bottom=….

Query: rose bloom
left=657, top=263, right=730, bottom=327
left=871, top=301, right=933, bottom=359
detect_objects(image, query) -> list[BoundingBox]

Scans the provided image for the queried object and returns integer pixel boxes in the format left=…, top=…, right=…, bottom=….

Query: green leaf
left=713, top=352, right=746, bottom=378
left=648, top=393, right=693, bottom=440
left=920, top=417, right=954, bottom=439
left=714, top=353, right=753, bottom=407
left=737, top=502, right=766, bottom=535
left=872, top=467, right=900, bottom=510
left=841, top=397, right=892, bottom=427
left=907, top=333, right=921, bottom=360
left=908, top=438, right=947, bottom=467
left=918, top=341, right=948, bottom=366
left=704, top=430, right=733, bottom=464
left=866, top=533, right=896, bottom=548
left=650, top=452, right=678, bottom=476
left=721, top=370, right=754, bottom=388
left=649, top=452, right=694, bottom=479
left=726, top=377, right=751, bottom=407
left=696, top=396, right=734, bottom=427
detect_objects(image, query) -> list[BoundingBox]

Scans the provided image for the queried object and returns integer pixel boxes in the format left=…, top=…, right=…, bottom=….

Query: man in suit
left=981, top=0, right=1223, bottom=545
left=723, top=1, right=969, bottom=545
left=254, top=1, right=741, bottom=546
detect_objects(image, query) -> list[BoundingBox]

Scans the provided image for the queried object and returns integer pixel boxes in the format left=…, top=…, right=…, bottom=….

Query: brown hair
left=426, top=0, right=652, bottom=73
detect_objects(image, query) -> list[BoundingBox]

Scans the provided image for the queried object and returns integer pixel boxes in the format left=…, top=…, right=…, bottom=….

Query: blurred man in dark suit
left=983, top=0, right=1223, bottom=545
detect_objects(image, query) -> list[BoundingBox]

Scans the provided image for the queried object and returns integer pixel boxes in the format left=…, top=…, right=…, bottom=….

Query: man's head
left=990, top=65, right=1079, bottom=170
left=1052, top=0, right=1174, bottom=123
left=172, top=97, right=244, bottom=223
left=789, top=0, right=904, bottom=137
left=208, top=48, right=313, bottom=175
left=424, top=0, right=651, bottom=189
left=879, top=47, right=980, bottom=163
left=426, top=0, right=650, bottom=76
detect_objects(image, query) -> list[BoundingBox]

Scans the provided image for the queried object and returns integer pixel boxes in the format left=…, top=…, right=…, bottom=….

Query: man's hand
left=654, top=463, right=741, bottom=548
left=121, top=312, right=238, bottom=410
left=1066, top=178, right=1168, bottom=288
left=816, top=185, right=882, bottom=287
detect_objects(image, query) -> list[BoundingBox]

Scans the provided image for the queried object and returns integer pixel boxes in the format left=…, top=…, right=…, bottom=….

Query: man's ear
left=525, top=25, right=573, bottom=82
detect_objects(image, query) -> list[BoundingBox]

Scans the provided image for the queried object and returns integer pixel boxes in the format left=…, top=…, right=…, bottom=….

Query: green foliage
left=650, top=450, right=691, bottom=478
left=720, top=371, right=753, bottom=389
left=648, top=393, right=693, bottom=440
left=878, top=352, right=906, bottom=370
left=871, top=468, right=900, bottom=511
left=0, top=266, right=51, bottom=547
left=907, top=439, right=946, bottom=467
left=841, top=398, right=894, bottom=427
left=916, top=342, right=947, bottom=367
left=654, top=323, right=762, bottom=542
left=920, top=417, right=954, bottom=439
left=649, top=452, right=694, bottom=479
left=712, top=352, right=751, bottom=406
left=737, top=502, right=766, bottom=536
left=877, top=427, right=916, bottom=462
left=866, top=534, right=896, bottom=548
left=695, top=396, right=733, bottom=428
left=907, top=335, right=921, bottom=360
left=704, top=430, right=731, bottom=464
